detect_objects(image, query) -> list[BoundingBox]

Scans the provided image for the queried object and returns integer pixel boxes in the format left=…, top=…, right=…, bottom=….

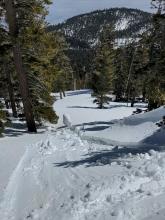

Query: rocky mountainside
left=48, top=8, right=152, bottom=48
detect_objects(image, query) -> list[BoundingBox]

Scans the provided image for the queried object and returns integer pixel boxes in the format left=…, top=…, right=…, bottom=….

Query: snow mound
left=123, top=106, right=165, bottom=126
left=81, top=107, right=165, bottom=145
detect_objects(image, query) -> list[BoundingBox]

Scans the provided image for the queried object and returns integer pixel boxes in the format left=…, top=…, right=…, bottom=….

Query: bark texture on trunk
left=13, top=45, right=37, bottom=132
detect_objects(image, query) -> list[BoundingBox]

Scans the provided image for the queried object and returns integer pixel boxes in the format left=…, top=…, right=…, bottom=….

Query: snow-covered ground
left=0, top=90, right=165, bottom=220
left=0, top=118, right=51, bottom=203
left=53, top=90, right=141, bottom=127
left=79, top=106, right=165, bottom=145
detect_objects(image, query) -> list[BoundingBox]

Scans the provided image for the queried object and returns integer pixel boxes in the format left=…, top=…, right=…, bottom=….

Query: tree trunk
left=4, top=99, right=10, bottom=109
left=5, top=0, right=37, bottom=132
left=73, top=78, right=77, bottom=91
left=124, top=48, right=137, bottom=99
left=4, top=61, right=17, bottom=117
left=131, top=98, right=135, bottom=107
left=142, top=88, right=146, bottom=103
left=100, top=95, right=103, bottom=109
left=62, top=90, right=66, bottom=97
left=60, top=91, right=63, bottom=99
left=13, top=44, right=37, bottom=132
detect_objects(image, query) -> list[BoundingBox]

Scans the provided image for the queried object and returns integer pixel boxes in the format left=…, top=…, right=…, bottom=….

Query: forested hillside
left=47, top=8, right=152, bottom=90
left=48, top=8, right=152, bottom=48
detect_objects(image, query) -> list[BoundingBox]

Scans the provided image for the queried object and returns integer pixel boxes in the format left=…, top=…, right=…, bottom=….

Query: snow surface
left=0, top=90, right=165, bottom=220
left=53, top=90, right=138, bottom=127
left=80, top=107, right=165, bottom=145
left=0, top=118, right=49, bottom=203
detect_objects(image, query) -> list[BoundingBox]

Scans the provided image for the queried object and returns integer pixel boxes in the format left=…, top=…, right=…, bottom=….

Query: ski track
left=0, top=128, right=165, bottom=220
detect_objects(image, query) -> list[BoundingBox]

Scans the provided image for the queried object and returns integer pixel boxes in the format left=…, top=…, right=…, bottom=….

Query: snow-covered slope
left=0, top=90, right=165, bottom=220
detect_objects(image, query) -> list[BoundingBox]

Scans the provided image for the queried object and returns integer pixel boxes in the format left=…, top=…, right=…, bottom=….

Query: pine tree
left=146, top=1, right=165, bottom=109
left=4, top=0, right=37, bottom=132
left=20, top=27, right=59, bottom=124
left=1, top=0, right=60, bottom=129
left=51, top=33, right=73, bottom=98
left=113, top=47, right=128, bottom=101
left=91, top=26, right=115, bottom=109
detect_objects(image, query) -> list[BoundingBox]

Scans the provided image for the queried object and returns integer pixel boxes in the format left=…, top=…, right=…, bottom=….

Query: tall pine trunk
left=59, top=91, right=63, bottom=99
left=13, top=44, right=36, bottom=131
left=4, top=60, right=17, bottom=117
left=62, top=90, right=66, bottom=97
left=5, top=0, right=37, bottom=132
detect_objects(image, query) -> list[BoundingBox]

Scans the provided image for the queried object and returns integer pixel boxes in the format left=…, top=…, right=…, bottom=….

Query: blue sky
left=47, top=0, right=153, bottom=24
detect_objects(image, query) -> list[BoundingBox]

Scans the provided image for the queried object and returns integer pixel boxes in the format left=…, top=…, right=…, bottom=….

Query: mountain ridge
left=48, top=7, right=152, bottom=48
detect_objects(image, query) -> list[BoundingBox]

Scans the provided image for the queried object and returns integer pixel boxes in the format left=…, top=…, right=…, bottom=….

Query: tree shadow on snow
left=67, top=106, right=97, bottom=109
left=83, top=125, right=110, bottom=131
left=75, top=121, right=114, bottom=127
left=73, top=121, right=114, bottom=132
left=141, top=128, right=165, bottom=147
left=67, top=90, right=91, bottom=96
left=3, top=122, right=46, bottom=137
left=53, top=144, right=164, bottom=168
left=67, top=105, right=132, bottom=110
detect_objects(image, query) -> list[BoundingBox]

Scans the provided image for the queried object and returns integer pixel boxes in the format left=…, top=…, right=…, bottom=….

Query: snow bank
left=63, top=114, right=72, bottom=128
left=123, top=106, right=165, bottom=126
left=1, top=129, right=165, bottom=220
left=81, top=107, right=165, bottom=145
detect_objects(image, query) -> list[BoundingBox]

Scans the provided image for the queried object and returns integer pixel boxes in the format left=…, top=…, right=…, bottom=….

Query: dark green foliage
left=67, top=48, right=94, bottom=89
left=51, top=34, right=73, bottom=93
left=113, top=47, right=127, bottom=101
left=93, top=95, right=111, bottom=109
left=34, top=103, right=59, bottom=124
left=91, top=26, right=115, bottom=108
left=0, top=0, right=69, bottom=130
left=145, top=3, right=165, bottom=109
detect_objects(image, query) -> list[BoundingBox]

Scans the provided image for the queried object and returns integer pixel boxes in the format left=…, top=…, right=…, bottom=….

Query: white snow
left=0, top=120, right=49, bottom=203
left=80, top=106, right=165, bottom=145
left=53, top=90, right=137, bottom=127
left=0, top=90, right=165, bottom=220
left=115, top=18, right=129, bottom=31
